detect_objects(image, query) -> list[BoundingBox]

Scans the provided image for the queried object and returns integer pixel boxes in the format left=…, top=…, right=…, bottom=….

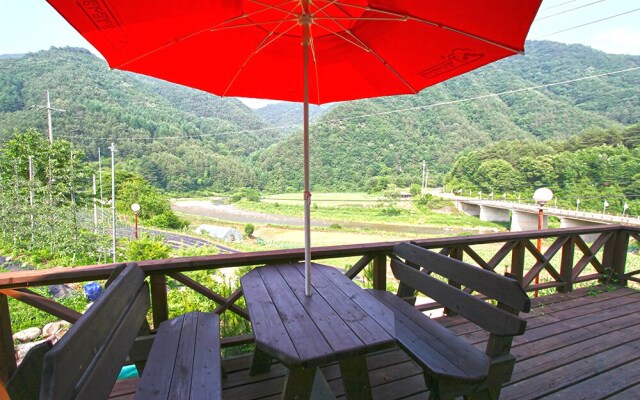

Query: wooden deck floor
left=110, top=286, right=640, bottom=399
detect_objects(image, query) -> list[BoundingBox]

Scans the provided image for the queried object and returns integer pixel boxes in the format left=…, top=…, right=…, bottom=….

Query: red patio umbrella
left=47, top=0, right=541, bottom=295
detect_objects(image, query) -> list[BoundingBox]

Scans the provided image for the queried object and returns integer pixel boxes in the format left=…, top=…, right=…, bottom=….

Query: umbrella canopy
left=48, top=0, right=541, bottom=104
left=48, top=0, right=541, bottom=294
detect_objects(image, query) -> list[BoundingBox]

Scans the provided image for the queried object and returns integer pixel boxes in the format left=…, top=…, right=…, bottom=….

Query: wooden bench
left=135, top=311, right=222, bottom=399
left=5, top=263, right=222, bottom=400
left=367, top=243, right=531, bottom=400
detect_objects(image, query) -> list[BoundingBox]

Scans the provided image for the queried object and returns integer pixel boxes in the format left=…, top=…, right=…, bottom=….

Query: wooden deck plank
left=111, top=286, right=640, bottom=400
left=541, top=357, right=640, bottom=400
left=607, top=383, right=640, bottom=399
left=501, top=338, right=640, bottom=400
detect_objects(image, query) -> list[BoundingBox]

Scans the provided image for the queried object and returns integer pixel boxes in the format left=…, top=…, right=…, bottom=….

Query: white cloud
left=236, top=97, right=283, bottom=109
left=589, top=28, right=640, bottom=55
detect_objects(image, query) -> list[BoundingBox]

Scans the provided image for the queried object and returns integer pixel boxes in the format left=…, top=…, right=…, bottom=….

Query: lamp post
left=533, top=188, right=553, bottom=297
left=131, top=203, right=141, bottom=239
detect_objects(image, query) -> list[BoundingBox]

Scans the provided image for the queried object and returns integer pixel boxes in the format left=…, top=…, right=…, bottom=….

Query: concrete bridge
left=453, top=197, right=640, bottom=241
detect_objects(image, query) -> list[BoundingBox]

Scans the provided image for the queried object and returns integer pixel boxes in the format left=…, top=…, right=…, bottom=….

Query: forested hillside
left=445, top=123, right=640, bottom=214
left=255, top=41, right=639, bottom=192
left=0, top=47, right=279, bottom=192
left=1, top=42, right=638, bottom=194
left=255, top=102, right=333, bottom=132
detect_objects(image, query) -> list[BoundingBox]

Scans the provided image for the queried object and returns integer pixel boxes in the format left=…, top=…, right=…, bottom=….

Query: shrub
left=147, top=211, right=189, bottom=229
left=244, top=223, right=255, bottom=237
left=122, top=234, right=171, bottom=261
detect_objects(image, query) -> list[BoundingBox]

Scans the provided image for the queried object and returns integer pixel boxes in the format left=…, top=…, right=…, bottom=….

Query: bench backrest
left=392, top=242, right=530, bottom=336
left=40, top=263, right=150, bottom=400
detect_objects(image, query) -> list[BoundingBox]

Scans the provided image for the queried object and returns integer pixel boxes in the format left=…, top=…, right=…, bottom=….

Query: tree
left=409, top=183, right=421, bottom=196
left=474, top=159, right=522, bottom=193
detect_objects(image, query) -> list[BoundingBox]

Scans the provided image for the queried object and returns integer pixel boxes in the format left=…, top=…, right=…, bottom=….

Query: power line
left=54, top=66, right=640, bottom=143
left=534, top=7, right=640, bottom=38
left=539, top=0, right=582, bottom=12
left=535, top=0, right=607, bottom=21
left=324, top=67, right=640, bottom=122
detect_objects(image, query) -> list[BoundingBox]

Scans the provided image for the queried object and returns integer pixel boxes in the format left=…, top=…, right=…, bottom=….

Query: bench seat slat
left=135, top=312, right=221, bottom=400
left=369, top=290, right=490, bottom=382
left=191, top=312, right=223, bottom=400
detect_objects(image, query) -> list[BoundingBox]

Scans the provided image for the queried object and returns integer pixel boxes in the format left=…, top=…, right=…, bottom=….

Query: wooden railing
left=1, top=224, right=638, bottom=383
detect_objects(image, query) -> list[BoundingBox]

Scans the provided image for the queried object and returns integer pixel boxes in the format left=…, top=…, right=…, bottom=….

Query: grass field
left=262, top=192, right=413, bottom=209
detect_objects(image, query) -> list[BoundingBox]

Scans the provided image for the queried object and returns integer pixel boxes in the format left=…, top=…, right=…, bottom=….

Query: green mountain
left=255, top=102, right=333, bottom=132
left=0, top=47, right=286, bottom=192
left=255, top=41, right=640, bottom=192
left=0, top=42, right=638, bottom=194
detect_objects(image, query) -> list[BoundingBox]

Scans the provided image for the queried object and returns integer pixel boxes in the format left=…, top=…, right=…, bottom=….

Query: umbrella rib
left=223, top=10, right=301, bottom=96
left=210, top=0, right=297, bottom=30
left=310, top=0, right=340, bottom=16
left=313, top=13, right=417, bottom=94
left=113, top=0, right=298, bottom=68
left=314, top=16, right=405, bottom=21
left=112, top=26, right=213, bottom=68
left=249, top=0, right=300, bottom=18
left=333, top=1, right=524, bottom=55
left=210, top=19, right=298, bottom=32
left=254, top=21, right=299, bottom=53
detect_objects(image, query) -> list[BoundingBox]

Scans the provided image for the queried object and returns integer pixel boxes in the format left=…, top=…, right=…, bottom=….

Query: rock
left=48, top=284, right=75, bottom=299
left=55, top=328, right=69, bottom=340
left=15, top=338, right=51, bottom=365
left=1, top=263, right=23, bottom=272
left=13, top=327, right=41, bottom=343
left=42, top=322, right=62, bottom=337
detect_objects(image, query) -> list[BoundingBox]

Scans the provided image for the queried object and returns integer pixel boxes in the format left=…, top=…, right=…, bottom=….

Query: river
left=172, top=200, right=495, bottom=236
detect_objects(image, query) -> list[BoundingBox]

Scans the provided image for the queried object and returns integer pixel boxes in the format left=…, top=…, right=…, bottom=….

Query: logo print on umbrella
left=419, top=48, right=484, bottom=79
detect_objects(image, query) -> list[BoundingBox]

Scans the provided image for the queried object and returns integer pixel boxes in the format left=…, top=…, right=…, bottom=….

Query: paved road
left=117, top=226, right=238, bottom=253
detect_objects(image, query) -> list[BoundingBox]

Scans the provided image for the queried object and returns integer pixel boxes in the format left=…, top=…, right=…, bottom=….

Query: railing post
left=0, top=293, right=16, bottom=384
left=150, top=274, right=169, bottom=329
left=559, top=236, right=575, bottom=293
left=510, top=241, right=525, bottom=288
left=445, top=246, right=464, bottom=316
left=373, top=253, right=387, bottom=291
left=603, top=230, right=629, bottom=286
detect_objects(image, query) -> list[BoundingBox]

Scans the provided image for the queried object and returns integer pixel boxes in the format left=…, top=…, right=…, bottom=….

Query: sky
left=1, top=0, right=639, bottom=108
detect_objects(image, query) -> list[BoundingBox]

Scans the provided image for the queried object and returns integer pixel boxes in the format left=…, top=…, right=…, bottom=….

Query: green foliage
left=2, top=44, right=637, bottom=195
left=0, top=131, right=105, bottom=266
left=114, top=171, right=187, bottom=228
left=172, top=244, right=219, bottom=257
left=229, top=188, right=261, bottom=203
left=122, top=233, right=171, bottom=261
left=244, top=223, right=255, bottom=237
left=147, top=212, right=189, bottom=229
left=409, top=183, right=421, bottom=196
left=445, top=124, right=640, bottom=215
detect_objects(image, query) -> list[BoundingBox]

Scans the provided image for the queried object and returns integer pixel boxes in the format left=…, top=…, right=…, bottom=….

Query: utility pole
left=34, top=90, right=66, bottom=143
left=28, top=156, right=35, bottom=243
left=421, top=161, right=429, bottom=192
left=98, top=148, right=105, bottom=233
left=110, top=143, right=117, bottom=263
left=92, top=174, right=98, bottom=234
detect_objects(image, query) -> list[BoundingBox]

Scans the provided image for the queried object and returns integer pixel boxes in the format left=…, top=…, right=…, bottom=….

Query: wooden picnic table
left=241, top=263, right=395, bottom=400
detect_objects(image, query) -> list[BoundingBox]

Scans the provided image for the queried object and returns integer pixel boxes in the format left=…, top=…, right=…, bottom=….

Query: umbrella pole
left=302, top=4, right=312, bottom=296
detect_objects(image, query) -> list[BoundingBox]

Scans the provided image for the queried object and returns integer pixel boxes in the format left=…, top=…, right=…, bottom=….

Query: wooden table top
left=241, top=263, right=395, bottom=368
